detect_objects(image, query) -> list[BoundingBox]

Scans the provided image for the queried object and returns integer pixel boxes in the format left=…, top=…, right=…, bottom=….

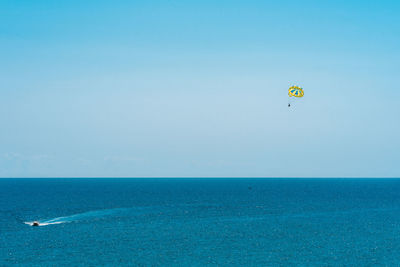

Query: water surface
left=1, top=178, right=400, bottom=266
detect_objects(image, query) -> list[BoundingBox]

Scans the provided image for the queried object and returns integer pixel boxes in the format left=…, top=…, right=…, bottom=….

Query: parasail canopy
left=288, top=85, right=304, bottom=97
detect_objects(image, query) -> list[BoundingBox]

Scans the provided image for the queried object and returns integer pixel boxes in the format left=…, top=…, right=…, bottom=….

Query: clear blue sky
left=1, top=0, right=399, bottom=177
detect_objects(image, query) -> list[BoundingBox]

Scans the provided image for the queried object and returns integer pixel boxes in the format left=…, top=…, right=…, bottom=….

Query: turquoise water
left=2, top=178, right=400, bottom=266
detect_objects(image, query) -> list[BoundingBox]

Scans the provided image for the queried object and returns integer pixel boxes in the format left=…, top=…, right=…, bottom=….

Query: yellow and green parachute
left=288, top=85, right=304, bottom=107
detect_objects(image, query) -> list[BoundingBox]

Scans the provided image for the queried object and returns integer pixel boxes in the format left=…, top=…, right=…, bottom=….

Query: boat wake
left=24, top=221, right=64, bottom=226
left=24, top=208, right=130, bottom=227
left=24, top=204, right=206, bottom=227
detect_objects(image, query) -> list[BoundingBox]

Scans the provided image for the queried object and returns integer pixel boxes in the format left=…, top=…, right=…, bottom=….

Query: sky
left=0, top=0, right=399, bottom=177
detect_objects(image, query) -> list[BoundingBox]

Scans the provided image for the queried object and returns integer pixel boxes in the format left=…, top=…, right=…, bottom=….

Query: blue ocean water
left=2, top=178, right=400, bottom=266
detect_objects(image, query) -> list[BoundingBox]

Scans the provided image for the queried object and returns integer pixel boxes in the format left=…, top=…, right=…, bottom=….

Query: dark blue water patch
left=2, top=178, right=400, bottom=266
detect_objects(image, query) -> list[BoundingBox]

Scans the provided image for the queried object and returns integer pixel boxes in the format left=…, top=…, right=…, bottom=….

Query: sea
left=2, top=178, right=400, bottom=266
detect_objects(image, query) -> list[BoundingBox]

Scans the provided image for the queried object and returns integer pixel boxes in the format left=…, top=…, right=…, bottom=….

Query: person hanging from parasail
left=288, top=85, right=304, bottom=107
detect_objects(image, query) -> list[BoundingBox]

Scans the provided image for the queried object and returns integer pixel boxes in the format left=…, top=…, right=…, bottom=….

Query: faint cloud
left=0, top=152, right=54, bottom=177
left=1, top=152, right=53, bottom=161
left=103, top=156, right=143, bottom=162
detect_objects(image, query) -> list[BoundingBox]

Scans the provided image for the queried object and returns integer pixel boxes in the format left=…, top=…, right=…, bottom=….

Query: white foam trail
left=24, top=221, right=65, bottom=226
left=25, top=208, right=130, bottom=227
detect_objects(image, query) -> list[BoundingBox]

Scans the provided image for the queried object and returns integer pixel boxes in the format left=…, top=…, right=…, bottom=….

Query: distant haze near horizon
left=1, top=1, right=399, bottom=177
